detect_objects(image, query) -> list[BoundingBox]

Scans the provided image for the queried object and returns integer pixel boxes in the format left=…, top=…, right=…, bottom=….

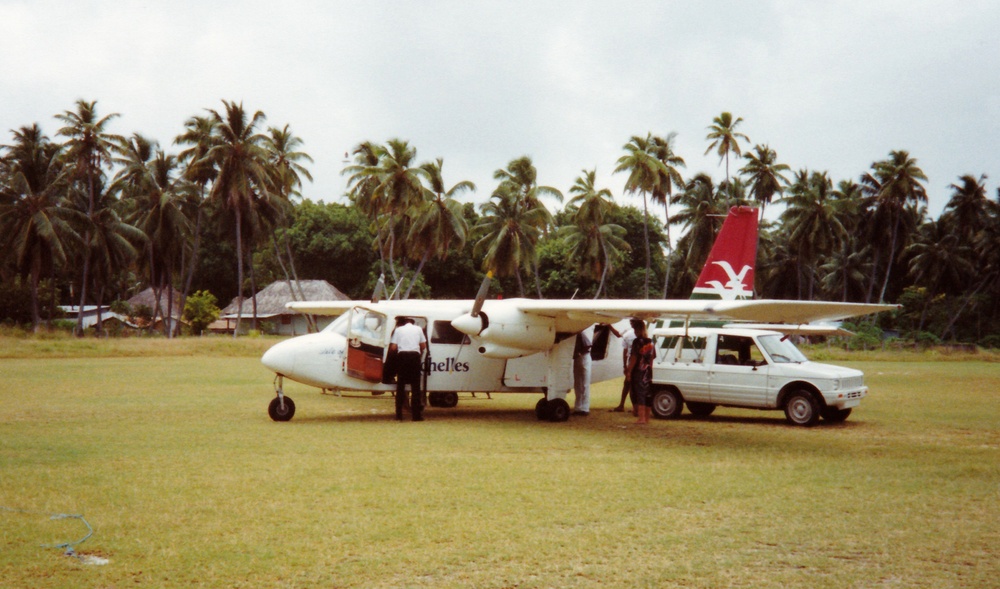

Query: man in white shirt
left=389, top=316, right=427, bottom=421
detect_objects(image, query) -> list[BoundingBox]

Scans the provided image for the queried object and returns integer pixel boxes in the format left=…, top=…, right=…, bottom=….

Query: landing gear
left=428, top=392, right=459, bottom=408
left=535, top=397, right=571, bottom=422
left=269, top=375, right=295, bottom=422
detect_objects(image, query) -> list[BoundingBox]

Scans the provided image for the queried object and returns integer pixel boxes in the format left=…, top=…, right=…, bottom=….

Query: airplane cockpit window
left=322, top=313, right=351, bottom=336
left=349, top=308, right=386, bottom=343
left=431, top=321, right=470, bottom=344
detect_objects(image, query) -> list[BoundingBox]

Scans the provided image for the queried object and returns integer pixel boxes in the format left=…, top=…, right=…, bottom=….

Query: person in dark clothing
left=389, top=317, right=427, bottom=421
left=625, top=319, right=655, bottom=424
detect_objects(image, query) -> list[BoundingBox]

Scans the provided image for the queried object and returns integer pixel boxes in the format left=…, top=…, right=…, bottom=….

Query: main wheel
left=535, top=398, right=550, bottom=420
left=821, top=407, right=852, bottom=423
left=268, top=396, right=296, bottom=422
left=784, top=390, right=820, bottom=426
left=547, top=398, right=571, bottom=422
left=686, top=402, right=716, bottom=417
left=438, top=392, right=459, bottom=408
left=651, top=388, right=683, bottom=419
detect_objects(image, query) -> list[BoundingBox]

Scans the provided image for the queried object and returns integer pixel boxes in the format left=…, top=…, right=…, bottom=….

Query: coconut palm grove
left=2, top=100, right=998, bottom=347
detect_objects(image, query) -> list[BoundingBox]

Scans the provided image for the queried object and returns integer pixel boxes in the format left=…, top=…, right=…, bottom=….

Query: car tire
left=651, top=388, right=683, bottom=419
left=821, top=407, right=852, bottom=423
left=686, top=402, right=716, bottom=417
left=784, top=390, right=820, bottom=426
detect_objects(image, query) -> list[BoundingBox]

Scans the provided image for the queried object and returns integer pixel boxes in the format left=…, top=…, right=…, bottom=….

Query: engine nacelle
left=452, top=305, right=555, bottom=358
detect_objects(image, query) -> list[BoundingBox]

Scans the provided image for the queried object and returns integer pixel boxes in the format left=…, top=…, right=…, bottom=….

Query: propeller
left=471, top=271, right=493, bottom=318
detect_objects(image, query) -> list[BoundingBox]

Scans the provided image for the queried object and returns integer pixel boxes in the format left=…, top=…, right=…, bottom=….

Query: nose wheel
left=269, top=375, right=296, bottom=422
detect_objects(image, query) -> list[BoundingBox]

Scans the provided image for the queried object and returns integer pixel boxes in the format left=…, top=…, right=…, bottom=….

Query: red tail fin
left=691, top=206, right=758, bottom=300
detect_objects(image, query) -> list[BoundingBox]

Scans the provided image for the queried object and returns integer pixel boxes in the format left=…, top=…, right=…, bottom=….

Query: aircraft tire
left=651, top=387, right=683, bottom=419
left=438, top=392, right=459, bottom=408
left=268, top=396, right=296, bottom=422
left=535, top=398, right=550, bottom=420
left=686, top=402, right=716, bottom=417
left=547, top=398, right=571, bottom=422
left=784, top=390, right=820, bottom=427
left=821, top=407, right=852, bottom=423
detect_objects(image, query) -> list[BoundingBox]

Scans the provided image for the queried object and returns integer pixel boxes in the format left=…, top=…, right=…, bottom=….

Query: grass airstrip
left=1, top=335, right=998, bottom=588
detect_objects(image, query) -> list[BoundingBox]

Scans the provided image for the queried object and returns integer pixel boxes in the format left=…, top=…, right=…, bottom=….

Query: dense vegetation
left=2, top=102, right=998, bottom=345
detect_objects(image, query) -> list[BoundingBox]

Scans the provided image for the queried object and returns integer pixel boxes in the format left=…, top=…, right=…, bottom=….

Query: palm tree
left=404, top=158, right=474, bottom=298
left=779, top=170, right=847, bottom=299
left=491, top=156, right=561, bottom=297
left=614, top=134, right=667, bottom=298
left=0, top=125, right=82, bottom=331
left=861, top=150, right=928, bottom=302
left=175, top=115, right=218, bottom=318
left=739, top=144, right=789, bottom=217
left=670, top=172, right=725, bottom=284
left=704, top=112, right=749, bottom=185
left=204, top=100, right=272, bottom=336
left=561, top=169, right=629, bottom=297
left=342, top=141, right=387, bottom=279
left=941, top=174, right=989, bottom=244
left=648, top=133, right=686, bottom=297
left=55, top=99, right=122, bottom=335
left=263, top=124, right=314, bottom=322
left=474, top=188, right=547, bottom=296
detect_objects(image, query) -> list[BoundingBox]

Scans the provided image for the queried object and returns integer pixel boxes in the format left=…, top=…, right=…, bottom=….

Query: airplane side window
left=431, top=320, right=469, bottom=344
left=350, top=308, right=386, bottom=342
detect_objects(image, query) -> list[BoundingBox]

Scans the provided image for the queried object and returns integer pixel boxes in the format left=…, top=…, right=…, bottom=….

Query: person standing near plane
left=606, top=322, right=636, bottom=415
left=389, top=316, right=427, bottom=421
left=625, top=319, right=655, bottom=424
left=572, top=330, right=592, bottom=416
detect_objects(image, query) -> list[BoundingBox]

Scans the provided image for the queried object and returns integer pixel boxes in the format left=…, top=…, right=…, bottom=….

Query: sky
left=2, top=0, right=998, bottom=222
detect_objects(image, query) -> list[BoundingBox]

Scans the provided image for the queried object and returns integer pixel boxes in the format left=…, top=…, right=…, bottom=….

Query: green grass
left=1, top=341, right=998, bottom=588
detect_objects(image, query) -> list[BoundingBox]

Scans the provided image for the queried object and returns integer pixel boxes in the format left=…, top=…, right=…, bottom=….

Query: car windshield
left=758, top=334, right=809, bottom=364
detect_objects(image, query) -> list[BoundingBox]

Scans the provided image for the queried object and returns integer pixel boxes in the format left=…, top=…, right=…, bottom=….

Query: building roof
left=221, top=280, right=350, bottom=318
left=127, top=288, right=184, bottom=319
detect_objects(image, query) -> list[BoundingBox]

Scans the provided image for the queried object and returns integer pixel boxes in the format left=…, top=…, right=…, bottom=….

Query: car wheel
left=784, top=390, right=819, bottom=426
left=686, top=402, right=716, bottom=417
left=651, top=388, right=683, bottom=419
left=821, top=407, right=852, bottom=423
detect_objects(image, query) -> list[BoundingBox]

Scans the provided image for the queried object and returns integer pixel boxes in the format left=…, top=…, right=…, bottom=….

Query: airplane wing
left=286, top=301, right=363, bottom=316
left=724, top=323, right=855, bottom=337
left=509, top=298, right=896, bottom=326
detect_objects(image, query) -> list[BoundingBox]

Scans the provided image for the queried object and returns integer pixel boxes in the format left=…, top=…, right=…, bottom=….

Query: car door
left=652, top=334, right=712, bottom=402
left=709, top=334, right=769, bottom=407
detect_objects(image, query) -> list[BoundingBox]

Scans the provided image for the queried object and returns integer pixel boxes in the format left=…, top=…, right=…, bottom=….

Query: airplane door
left=346, top=308, right=387, bottom=382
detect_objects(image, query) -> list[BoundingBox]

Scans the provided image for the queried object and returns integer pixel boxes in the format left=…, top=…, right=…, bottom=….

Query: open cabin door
left=346, top=307, right=387, bottom=382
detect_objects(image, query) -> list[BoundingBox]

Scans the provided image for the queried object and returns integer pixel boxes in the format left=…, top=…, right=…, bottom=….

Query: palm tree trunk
left=234, top=212, right=243, bottom=338
left=283, top=238, right=316, bottom=333
left=404, top=251, right=429, bottom=300
left=178, top=200, right=204, bottom=337
left=533, top=260, right=543, bottom=299
left=596, top=242, right=610, bottom=299
left=74, top=232, right=92, bottom=338
left=878, top=214, right=902, bottom=303
left=641, top=191, right=651, bottom=299
left=29, top=256, right=41, bottom=334
left=248, top=248, right=258, bottom=332
left=662, top=202, right=672, bottom=298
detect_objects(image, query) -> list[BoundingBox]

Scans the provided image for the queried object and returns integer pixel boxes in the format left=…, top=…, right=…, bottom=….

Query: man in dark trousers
left=389, top=316, right=427, bottom=421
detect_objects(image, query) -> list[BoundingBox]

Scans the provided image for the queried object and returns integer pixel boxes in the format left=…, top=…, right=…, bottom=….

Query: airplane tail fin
left=690, top=206, right=759, bottom=301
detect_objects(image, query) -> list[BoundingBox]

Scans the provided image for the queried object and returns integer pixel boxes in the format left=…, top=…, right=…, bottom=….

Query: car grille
left=842, top=376, right=864, bottom=390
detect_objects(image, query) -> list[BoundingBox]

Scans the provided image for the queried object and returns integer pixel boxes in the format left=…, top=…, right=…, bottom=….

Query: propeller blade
left=471, top=271, right=492, bottom=317
left=371, top=274, right=386, bottom=303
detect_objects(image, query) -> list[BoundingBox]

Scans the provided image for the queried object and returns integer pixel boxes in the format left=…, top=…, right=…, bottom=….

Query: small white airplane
left=260, top=207, right=895, bottom=422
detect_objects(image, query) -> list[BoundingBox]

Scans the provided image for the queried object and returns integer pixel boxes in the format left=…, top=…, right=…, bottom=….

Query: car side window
left=717, top=335, right=766, bottom=367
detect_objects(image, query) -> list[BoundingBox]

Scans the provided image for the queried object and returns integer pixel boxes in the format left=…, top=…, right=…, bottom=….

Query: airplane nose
left=261, top=341, right=295, bottom=375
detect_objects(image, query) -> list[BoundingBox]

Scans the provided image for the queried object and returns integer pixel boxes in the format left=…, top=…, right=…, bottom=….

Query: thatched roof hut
left=127, top=288, right=183, bottom=319
left=217, top=280, right=350, bottom=335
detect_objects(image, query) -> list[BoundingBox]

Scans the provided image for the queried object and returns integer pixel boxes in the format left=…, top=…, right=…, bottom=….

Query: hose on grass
left=0, top=505, right=94, bottom=557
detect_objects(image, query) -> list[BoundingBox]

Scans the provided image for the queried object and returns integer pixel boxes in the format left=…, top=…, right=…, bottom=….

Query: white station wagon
left=648, top=327, right=867, bottom=426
